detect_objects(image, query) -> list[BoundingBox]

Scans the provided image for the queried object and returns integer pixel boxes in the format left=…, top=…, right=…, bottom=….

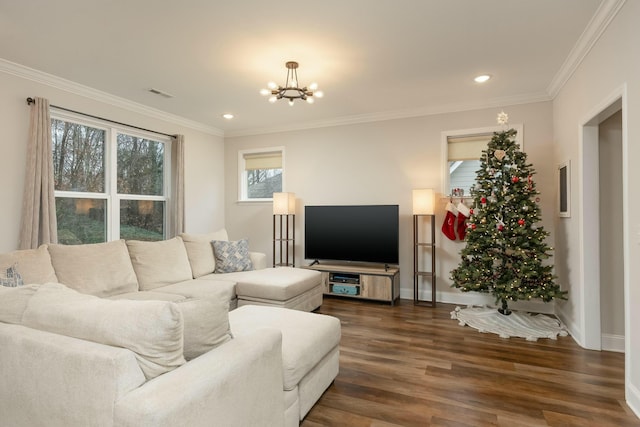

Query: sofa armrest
left=114, top=328, right=285, bottom=427
left=250, top=251, right=268, bottom=270
left=0, top=322, right=146, bottom=427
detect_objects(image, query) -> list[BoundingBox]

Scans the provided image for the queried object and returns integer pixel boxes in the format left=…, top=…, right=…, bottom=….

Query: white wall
left=0, top=70, right=226, bottom=253
left=552, top=0, right=640, bottom=415
left=224, top=101, right=556, bottom=310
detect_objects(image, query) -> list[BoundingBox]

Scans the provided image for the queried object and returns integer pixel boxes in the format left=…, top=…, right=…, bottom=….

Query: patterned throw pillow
left=211, top=239, right=253, bottom=273
left=0, top=264, right=24, bottom=287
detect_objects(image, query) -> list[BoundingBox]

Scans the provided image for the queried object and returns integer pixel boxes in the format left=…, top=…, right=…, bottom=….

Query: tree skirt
left=451, top=306, right=568, bottom=341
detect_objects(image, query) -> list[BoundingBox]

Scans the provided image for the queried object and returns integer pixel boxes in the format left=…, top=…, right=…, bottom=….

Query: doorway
left=598, top=110, right=624, bottom=352
left=580, top=90, right=627, bottom=354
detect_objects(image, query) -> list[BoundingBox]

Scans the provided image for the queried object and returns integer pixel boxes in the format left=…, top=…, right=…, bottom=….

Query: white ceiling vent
left=148, top=88, right=174, bottom=98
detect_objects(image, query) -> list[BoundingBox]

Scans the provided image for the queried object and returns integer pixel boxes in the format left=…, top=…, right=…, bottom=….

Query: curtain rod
left=26, top=97, right=177, bottom=139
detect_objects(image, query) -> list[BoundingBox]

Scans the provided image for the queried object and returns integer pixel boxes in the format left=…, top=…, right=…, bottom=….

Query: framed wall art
left=558, top=161, right=571, bottom=218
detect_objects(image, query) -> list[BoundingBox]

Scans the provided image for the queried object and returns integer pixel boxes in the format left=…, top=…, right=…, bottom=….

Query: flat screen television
left=304, top=205, right=399, bottom=265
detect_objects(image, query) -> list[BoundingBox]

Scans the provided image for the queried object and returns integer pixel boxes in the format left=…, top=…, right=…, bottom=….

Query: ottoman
left=229, top=305, right=341, bottom=427
left=213, top=267, right=323, bottom=311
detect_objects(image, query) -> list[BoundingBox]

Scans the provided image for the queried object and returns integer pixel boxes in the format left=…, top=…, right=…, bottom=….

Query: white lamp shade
left=412, top=189, right=434, bottom=215
left=273, top=192, right=296, bottom=215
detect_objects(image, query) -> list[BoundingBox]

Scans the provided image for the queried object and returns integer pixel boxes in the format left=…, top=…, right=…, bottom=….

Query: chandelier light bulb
left=306, top=97, right=314, bottom=104
left=288, top=99, right=295, bottom=106
left=309, top=82, right=318, bottom=91
left=268, top=96, right=278, bottom=103
left=267, top=81, right=278, bottom=90
left=260, top=88, right=270, bottom=96
left=314, top=90, right=324, bottom=98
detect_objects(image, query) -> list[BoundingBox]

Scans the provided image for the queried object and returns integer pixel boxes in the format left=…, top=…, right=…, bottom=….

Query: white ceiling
left=0, top=0, right=605, bottom=136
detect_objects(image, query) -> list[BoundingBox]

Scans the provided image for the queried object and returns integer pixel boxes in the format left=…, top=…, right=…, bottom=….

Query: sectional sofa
left=0, top=231, right=341, bottom=427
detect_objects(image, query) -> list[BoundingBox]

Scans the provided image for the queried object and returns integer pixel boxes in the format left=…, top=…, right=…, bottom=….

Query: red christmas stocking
left=441, top=202, right=458, bottom=241
left=456, top=202, right=470, bottom=240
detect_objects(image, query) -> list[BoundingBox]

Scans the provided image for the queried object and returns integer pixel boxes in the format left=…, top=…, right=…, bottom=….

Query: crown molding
left=225, top=91, right=551, bottom=138
left=5, top=0, right=613, bottom=144
left=547, top=0, right=626, bottom=98
left=0, top=58, right=224, bottom=137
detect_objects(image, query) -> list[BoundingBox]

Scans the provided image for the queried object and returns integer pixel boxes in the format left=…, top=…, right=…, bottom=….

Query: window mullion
left=108, top=127, right=119, bottom=240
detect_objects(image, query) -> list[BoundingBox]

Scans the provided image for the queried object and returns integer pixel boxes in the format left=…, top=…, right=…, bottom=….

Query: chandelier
left=260, top=61, right=323, bottom=106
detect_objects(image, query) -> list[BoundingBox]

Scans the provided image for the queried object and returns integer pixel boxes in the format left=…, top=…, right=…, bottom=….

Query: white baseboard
left=555, top=306, right=584, bottom=347
left=400, top=288, right=555, bottom=314
left=628, top=382, right=640, bottom=420
left=601, top=334, right=625, bottom=353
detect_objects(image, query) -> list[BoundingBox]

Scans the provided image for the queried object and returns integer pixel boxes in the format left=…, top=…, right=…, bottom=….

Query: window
left=447, top=134, right=490, bottom=196
left=442, top=125, right=523, bottom=197
left=238, top=147, right=284, bottom=201
left=52, top=112, right=170, bottom=244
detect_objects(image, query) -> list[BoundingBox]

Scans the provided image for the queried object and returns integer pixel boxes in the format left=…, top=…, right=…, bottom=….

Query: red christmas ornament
left=498, top=224, right=504, bottom=231
left=481, top=197, right=487, bottom=204
left=518, top=219, right=525, bottom=226
left=469, top=209, right=474, bottom=215
left=512, top=176, right=519, bottom=183
left=471, top=224, right=477, bottom=230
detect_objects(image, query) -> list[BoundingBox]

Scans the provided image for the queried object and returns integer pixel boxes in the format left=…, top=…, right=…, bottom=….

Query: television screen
left=304, top=205, right=399, bottom=265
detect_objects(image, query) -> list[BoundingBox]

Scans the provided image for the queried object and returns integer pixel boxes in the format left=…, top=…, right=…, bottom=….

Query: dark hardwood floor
left=303, top=297, right=639, bottom=427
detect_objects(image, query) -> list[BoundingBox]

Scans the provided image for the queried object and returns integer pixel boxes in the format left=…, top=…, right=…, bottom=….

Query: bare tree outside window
left=52, top=119, right=105, bottom=192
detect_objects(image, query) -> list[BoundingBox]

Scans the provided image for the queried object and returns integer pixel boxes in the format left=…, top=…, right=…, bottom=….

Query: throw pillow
left=212, top=239, right=253, bottom=273
left=0, top=264, right=24, bottom=287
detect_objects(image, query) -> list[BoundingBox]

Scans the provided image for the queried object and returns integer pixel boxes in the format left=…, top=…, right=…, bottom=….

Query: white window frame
left=237, top=146, right=285, bottom=202
left=52, top=110, right=172, bottom=242
left=441, top=124, right=523, bottom=197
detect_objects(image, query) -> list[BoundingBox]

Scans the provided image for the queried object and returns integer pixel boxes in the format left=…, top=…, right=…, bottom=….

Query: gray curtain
left=19, top=97, right=57, bottom=249
left=170, top=134, right=185, bottom=236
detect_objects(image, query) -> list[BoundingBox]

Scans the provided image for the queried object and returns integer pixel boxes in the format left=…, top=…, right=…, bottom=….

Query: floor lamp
left=413, top=189, right=436, bottom=306
left=273, top=192, right=296, bottom=267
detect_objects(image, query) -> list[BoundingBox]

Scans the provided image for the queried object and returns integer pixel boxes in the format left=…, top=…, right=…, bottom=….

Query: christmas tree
left=450, top=112, right=567, bottom=315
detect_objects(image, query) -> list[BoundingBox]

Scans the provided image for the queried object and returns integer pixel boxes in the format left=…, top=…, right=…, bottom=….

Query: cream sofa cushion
left=0, top=245, right=58, bottom=285
left=109, top=288, right=233, bottom=361
left=48, top=240, right=138, bottom=297
left=20, top=283, right=185, bottom=380
left=108, top=291, right=188, bottom=302
left=155, top=279, right=237, bottom=306
left=230, top=305, right=341, bottom=391
left=220, top=267, right=321, bottom=301
left=176, top=298, right=232, bottom=360
left=127, top=237, right=193, bottom=291
left=180, top=229, right=229, bottom=278
left=0, top=284, right=39, bottom=324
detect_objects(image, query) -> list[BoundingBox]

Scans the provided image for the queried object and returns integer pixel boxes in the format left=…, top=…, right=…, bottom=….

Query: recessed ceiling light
left=474, top=74, right=491, bottom=83
left=222, top=113, right=234, bottom=120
